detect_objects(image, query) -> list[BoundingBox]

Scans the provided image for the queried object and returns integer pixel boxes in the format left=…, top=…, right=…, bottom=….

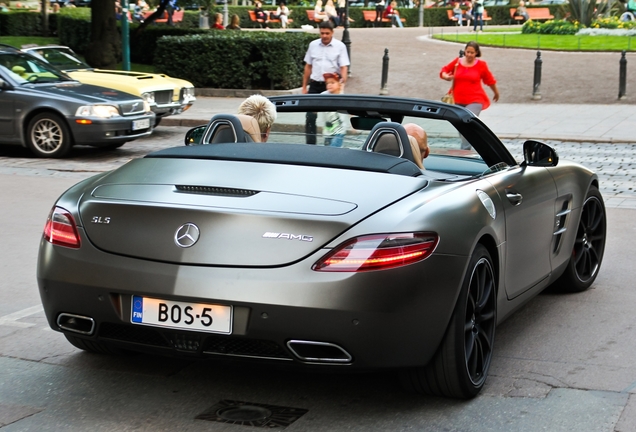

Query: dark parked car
left=0, top=46, right=155, bottom=157
left=38, top=95, right=606, bottom=398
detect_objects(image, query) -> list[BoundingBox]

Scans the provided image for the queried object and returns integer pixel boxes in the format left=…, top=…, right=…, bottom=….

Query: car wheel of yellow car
left=26, top=112, right=72, bottom=158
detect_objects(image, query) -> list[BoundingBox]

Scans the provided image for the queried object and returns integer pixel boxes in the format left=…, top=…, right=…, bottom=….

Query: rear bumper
left=69, top=113, right=155, bottom=144
left=37, top=233, right=466, bottom=369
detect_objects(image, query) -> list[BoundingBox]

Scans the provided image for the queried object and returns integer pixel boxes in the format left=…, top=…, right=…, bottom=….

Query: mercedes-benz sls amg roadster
left=37, top=95, right=606, bottom=398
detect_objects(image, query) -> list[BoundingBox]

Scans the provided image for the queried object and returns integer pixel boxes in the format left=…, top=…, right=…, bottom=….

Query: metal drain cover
left=196, top=400, right=308, bottom=428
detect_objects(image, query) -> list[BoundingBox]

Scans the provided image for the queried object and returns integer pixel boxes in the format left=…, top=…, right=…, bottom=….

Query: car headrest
left=362, top=122, right=420, bottom=168
left=236, top=114, right=262, bottom=143
left=408, top=136, right=424, bottom=169
left=205, top=114, right=259, bottom=144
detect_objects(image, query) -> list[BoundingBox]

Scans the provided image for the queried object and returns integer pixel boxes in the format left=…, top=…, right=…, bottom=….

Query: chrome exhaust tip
left=286, top=340, right=352, bottom=364
left=57, top=313, right=95, bottom=335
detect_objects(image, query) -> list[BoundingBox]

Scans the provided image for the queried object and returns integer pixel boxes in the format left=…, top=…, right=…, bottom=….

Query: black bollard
left=619, top=50, right=627, bottom=100
left=532, top=51, right=542, bottom=100
left=380, top=48, right=389, bottom=95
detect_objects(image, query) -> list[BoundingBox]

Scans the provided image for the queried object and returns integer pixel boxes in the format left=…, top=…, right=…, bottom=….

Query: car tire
left=553, top=186, right=606, bottom=293
left=26, top=112, right=72, bottom=158
left=154, top=116, right=162, bottom=127
left=64, top=334, right=125, bottom=355
left=401, top=244, right=496, bottom=399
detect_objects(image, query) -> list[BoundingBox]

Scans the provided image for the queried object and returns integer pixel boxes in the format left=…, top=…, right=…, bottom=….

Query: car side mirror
left=0, top=78, right=9, bottom=90
left=522, top=140, right=558, bottom=167
left=184, top=125, right=206, bottom=146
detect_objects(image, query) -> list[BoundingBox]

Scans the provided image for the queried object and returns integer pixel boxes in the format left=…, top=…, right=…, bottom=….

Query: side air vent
left=553, top=200, right=571, bottom=253
left=175, top=185, right=259, bottom=197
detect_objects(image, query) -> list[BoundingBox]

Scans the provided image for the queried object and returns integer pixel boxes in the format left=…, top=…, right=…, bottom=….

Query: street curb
left=195, top=87, right=303, bottom=98
left=497, top=134, right=636, bottom=144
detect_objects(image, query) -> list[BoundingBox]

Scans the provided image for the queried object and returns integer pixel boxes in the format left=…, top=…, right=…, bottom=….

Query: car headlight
left=181, top=87, right=196, bottom=102
left=75, top=105, right=121, bottom=118
left=143, top=100, right=151, bottom=112
left=141, top=92, right=156, bottom=105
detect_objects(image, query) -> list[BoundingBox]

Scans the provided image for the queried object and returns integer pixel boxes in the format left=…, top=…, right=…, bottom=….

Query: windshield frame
left=269, top=94, right=518, bottom=170
left=22, top=46, right=91, bottom=72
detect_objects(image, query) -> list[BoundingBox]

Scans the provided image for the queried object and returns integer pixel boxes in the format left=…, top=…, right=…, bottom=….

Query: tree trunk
left=85, top=0, right=121, bottom=69
left=41, top=0, right=49, bottom=36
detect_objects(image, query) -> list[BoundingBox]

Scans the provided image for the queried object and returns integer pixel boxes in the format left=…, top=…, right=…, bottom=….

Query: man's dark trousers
left=306, top=80, right=326, bottom=144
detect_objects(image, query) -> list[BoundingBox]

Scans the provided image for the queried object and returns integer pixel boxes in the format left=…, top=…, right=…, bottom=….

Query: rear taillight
left=43, top=206, right=81, bottom=249
left=312, top=233, right=438, bottom=272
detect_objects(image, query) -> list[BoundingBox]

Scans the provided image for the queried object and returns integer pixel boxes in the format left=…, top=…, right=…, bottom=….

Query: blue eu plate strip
left=132, top=296, right=143, bottom=323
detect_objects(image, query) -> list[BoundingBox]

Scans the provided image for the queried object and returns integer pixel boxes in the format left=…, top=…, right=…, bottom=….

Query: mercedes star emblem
left=174, top=223, right=200, bottom=248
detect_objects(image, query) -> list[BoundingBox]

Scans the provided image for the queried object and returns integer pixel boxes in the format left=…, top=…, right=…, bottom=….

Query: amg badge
left=263, top=232, right=313, bottom=242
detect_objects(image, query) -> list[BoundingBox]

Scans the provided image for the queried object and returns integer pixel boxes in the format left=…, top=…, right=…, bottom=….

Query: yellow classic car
left=22, top=45, right=195, bottom=126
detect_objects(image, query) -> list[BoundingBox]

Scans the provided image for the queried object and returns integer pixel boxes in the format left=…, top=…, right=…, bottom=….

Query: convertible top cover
left=147, top=143, right=424, bottom=177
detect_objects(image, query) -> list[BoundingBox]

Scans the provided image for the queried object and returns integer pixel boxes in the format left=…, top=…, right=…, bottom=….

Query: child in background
left=321, top=72, right=346, bottom=147
left=213, top=12, right=224, bottom=29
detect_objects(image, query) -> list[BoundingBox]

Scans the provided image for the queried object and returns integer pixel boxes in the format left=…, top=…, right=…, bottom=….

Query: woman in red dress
left=440, top=41, right=499, bottom=114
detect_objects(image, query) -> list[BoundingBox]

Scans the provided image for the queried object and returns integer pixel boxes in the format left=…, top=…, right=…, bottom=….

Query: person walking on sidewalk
left=302, top=20, right=350, bottom=144
left=375, top=0, right=386, bottom=26
left=440, top=41, right=499, bottom=148
left=472, top=0, right=484, bottom=32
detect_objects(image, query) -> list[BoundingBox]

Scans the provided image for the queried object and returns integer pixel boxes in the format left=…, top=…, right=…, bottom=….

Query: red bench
left=447, top=9, right=470, bottom=26
left=143, top=9, right=184, bottom=24
left=447, top=8, right=491, bottom=26
left=510, top=7, right=554, bottom=23
left=306, top=9, right=323, bottom=23
left=249, top=10, right=294, bottom=27
left=362, top=9, right=405, bottom=26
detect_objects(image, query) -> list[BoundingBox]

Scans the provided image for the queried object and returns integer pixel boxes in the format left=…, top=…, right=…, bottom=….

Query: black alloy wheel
left=463, top=253, right=496, bottom=388
left=556, top=186, right=606, bottom=293
left=400, top=244, right=496, bottom=399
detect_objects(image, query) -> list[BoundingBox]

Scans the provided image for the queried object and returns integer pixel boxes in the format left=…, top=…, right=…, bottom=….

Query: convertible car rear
left=37, top=95, right=606, bottom=398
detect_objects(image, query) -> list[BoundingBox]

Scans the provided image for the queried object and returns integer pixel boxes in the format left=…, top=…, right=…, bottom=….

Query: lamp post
left=342, top=0, right=351, bottom=77
left=121, top=0, right=131, bottom=71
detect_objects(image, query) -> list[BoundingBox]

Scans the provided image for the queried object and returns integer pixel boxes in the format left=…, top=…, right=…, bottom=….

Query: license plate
left=131, top=296, right=232, bottom=334
left=132, top=118, right=150, bottom=131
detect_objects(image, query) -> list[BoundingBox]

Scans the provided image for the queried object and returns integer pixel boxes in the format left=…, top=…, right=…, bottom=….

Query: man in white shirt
left=302, top=21, right=350, bottom=144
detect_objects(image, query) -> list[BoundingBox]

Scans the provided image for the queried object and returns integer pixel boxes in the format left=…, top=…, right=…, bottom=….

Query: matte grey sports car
left=37, top=95, right=606, bottom=398
left=0, top=45, right=155, bottom=157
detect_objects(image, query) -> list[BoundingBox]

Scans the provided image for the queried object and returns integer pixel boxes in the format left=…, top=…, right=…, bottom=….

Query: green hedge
left=154, top=32, right=315, bottom=89
left=57, top=8, right=92, bottom=52
left=129, top=26, right=209, bottom=64
left=0, top=11, right=59, bottom=36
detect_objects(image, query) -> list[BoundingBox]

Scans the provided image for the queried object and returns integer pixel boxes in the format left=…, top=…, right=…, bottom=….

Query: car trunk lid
left=79, top=157, right=427, bottom=266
